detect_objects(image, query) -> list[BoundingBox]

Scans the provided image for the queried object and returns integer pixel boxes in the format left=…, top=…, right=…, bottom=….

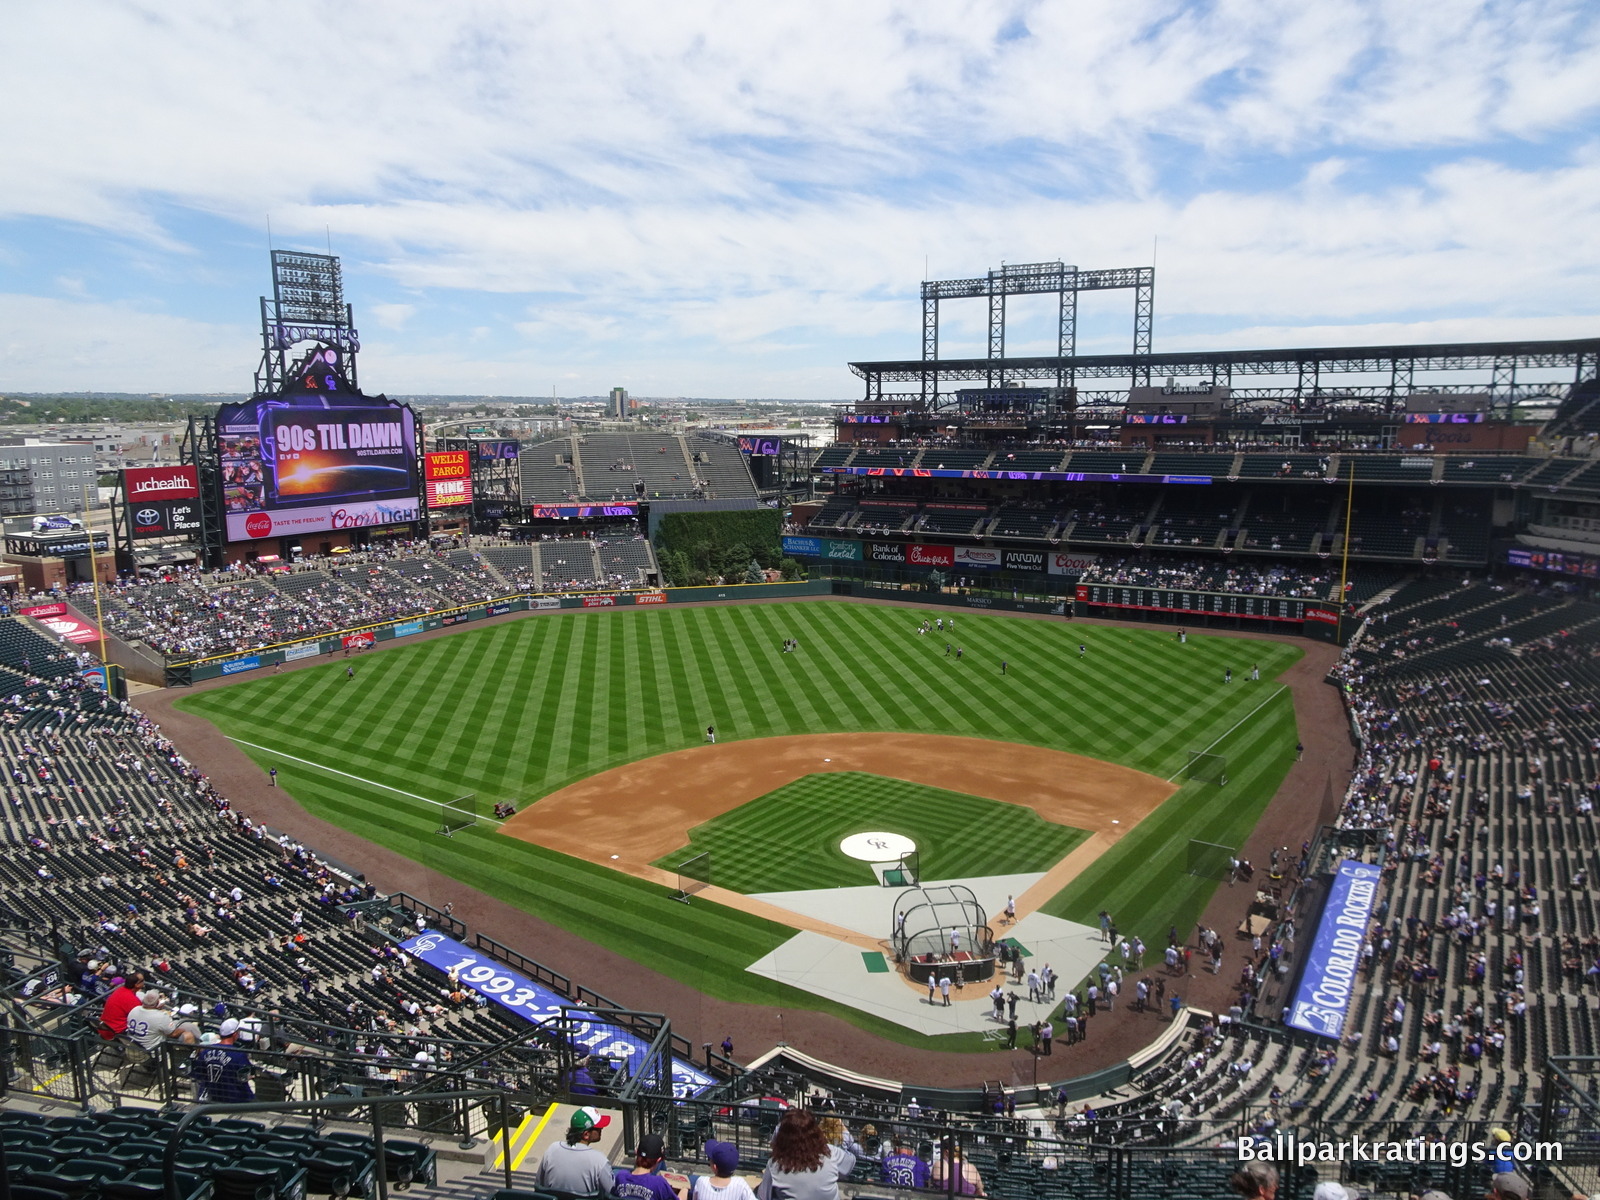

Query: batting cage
left=891, top=885, right=996, bottom=982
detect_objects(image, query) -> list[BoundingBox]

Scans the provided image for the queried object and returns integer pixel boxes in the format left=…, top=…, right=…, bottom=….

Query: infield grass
left=176, top=599, right=1302, bottom=1048
left=654, top=771, right=1090, bottom=893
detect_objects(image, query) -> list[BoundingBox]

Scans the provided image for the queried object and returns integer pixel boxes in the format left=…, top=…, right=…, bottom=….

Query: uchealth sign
left=906, top=543, right=953, bottom=567
left=1047, top=551, right=1099, bottom=576
left=123, top=464, right=199, bottom=501
left=20, top=603, right=103, bottom=646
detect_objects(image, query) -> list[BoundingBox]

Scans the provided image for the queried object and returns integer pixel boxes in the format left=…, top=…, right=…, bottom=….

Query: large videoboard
left=217, top=348, right=420, bottom=541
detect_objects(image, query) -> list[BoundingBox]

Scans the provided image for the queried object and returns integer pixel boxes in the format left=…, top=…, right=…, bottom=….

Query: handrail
left=161, top=1088, right=515, bottom=1200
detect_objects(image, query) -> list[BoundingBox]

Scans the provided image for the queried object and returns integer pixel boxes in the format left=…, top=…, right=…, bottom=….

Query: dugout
left=892, top=885, right=996, bottom=984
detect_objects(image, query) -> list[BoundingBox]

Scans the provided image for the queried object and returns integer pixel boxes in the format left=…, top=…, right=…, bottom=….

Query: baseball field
left=175, top=599, right=1302, bottom=1048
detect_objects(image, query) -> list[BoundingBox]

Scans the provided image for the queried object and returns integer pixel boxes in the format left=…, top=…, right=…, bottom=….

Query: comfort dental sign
left=1286, top=859, right=1382, bottom=1038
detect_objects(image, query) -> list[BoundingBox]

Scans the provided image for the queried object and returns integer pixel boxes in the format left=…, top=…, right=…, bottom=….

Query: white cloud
left=1, top=1, right=1598, bottom=394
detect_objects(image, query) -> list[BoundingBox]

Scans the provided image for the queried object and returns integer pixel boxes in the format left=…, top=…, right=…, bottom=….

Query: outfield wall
left=167, top=578, right=830, bottom=684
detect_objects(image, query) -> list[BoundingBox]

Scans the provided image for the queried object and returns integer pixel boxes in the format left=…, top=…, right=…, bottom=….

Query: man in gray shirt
left=124, top=990, right=199, bottom=1053
left=537, top=1107, right=617, bottom=1197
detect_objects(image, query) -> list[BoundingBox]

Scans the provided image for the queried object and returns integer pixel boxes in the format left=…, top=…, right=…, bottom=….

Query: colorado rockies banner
left=400, top=931, right=715, bottom=1097
left=1286, top=860, right=1383, bottom=1039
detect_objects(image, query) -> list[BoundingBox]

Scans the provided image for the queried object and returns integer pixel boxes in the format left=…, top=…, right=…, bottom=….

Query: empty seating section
left=804, top=496, right=856, bottom=531
left=1063, top=450, right=1146, bottom=474
left=521, top=433, right=760, bottom=500
left=539, top=541, right=603, bottom=590
left=853, top=501, right=915, bottom=535
left=1441, top=457, right=1540, bottom=484
left=1237, top=454, right=1330, bottom=480
left=687, top=437, right=761, bottom=499
left=990, top=506, right=1060, bottom=540
left=594, top=537, right=658, bottom=586
left=911, top=506, right=987, bottom=537
left=991, top=448, right=1068, bottom=471
left=1342, top=498, right=1429, bottom=559
left=518, top=439, right=581, bottom=501
left=1147, top=452, right=1236, bottom=477
left=1147, top=491, right=1235, bottom=549
left=916, top=448, right=991, bottom=471
left=577, top=433, right=698, bottom=499
left=1439, top=499, right=1492, bottom=563
left=1559, top=459, right=1600, bottom=494
left=1337, top=453, right=1435, bottom=483
left=474, top=546, right=535, bottom=592
left=811, top=444, right=856, bottom=469
left=1241, top=494, right=1329, bottom=553
left=1064, top=500, right=1144, bottom=545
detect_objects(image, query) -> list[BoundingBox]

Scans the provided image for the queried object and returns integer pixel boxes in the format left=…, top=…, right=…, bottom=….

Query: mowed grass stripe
left=180, top=600, right=1303, bottom=1048
left=655, top=772, right=1090, bottom=895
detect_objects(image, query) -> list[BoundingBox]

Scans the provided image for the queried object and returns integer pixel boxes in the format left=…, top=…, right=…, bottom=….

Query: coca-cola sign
left=123, top=465, right=199, bottom=500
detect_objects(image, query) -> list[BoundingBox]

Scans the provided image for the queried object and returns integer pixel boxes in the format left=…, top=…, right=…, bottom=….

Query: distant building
left=0, top=443, right=97, bottom=516
left=608, top=387, right=629, bottom=420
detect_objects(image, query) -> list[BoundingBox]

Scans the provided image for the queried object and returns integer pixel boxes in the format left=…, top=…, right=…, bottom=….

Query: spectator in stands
left=537, top=1107, right=617, bottom=1197
left=1228, top=1161, right=1277, bottom=1199
left=126, top=989, right=200, bottom=1053
left=97, top=972, right=144, bottom=1040
left=759, top=1109, right=857, bottom=1200
left=189, top=1017, right=253, bottom=1102
left=615, top=1133, right=682, bottom=1200
left=879, top=1136, right=930, bottom=1189
left=696, top=1141, right=755, bottom=1200
left=929, top=1139, right=984, bottom=1197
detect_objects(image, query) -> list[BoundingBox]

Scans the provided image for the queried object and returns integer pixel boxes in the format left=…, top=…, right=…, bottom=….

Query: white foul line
left=1167, top=684, right=1287, bottom=781
left=226, top=736, right=502, bottom=824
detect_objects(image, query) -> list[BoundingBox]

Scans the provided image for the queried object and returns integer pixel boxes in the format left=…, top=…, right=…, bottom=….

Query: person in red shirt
left=98, top=972, right=145, bottom=1040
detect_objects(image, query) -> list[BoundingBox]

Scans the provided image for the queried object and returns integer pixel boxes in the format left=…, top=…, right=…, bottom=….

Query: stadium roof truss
left=861, top=260, right=1600, bottom=418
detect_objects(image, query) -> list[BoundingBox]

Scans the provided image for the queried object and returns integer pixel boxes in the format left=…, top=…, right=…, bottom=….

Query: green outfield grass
left=654, top=771, right=1090, bottom=894
left=176, top=599, right=1302, bottom=1049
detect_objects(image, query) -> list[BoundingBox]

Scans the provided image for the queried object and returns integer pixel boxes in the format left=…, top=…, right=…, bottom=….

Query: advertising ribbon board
left=905, top=544, right=953, bottom=568
left=1003, top=550, right=1046, bottom=572
left=400, top=931, right=715, bottom=1097
left=823, top=539, right=862, bottom=561
left=868, top=542, right=905, bottom=563
left=1286, top=860, right=1383, bottom=1039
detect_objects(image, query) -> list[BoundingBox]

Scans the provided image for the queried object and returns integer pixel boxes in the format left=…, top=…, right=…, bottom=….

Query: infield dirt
left=500, top=732, right=1174, bottom=940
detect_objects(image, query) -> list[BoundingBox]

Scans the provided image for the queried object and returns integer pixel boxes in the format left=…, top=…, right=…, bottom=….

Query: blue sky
left=2, top=0, right=1599, bottom=397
